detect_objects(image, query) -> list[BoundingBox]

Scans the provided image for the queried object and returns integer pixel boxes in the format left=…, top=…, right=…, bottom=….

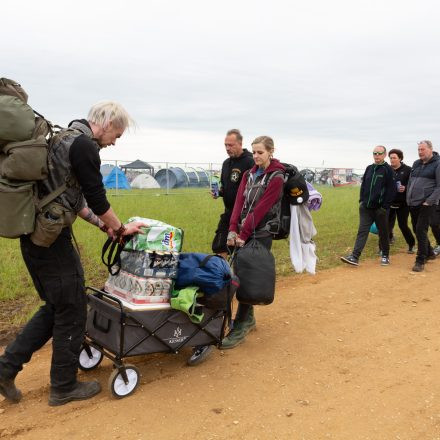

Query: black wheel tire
left=187, top=345, right=214, bottom=366
left=108, top=364, right=140, bottom=398
left=78, top=345, right=103, bottom=371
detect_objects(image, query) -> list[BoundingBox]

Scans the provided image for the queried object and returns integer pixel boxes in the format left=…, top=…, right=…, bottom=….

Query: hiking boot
left=407, top=246, right=416, bottom=254
left=48, top=380, right=101, bottom=406
left=340, top=255, right=359, bottom=266
left=434, top=245, right=440, bottom=256
left=241, top=310, right=256, bottom=334
left=221, top=323, right=246, bottom=349
left=412, top=262, right=424, bottom=272
left=380, top=256, right=390, bottom=266
left=187, top=345, right=214, bottom=366
left=0, top=377, right=22, bottom=403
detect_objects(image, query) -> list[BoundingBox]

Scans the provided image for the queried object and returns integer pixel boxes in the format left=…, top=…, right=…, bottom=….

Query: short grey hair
left=87, top=101, right=134, bottom=130
left=375, top=145, right=387, bottom=154
left=418, top=140, right=433, bottom=149
left=226, top=129, right=243, bottom=143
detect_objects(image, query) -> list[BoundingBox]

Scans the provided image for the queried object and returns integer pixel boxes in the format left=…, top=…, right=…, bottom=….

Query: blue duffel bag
left=175, top=253, right=232, bottom=294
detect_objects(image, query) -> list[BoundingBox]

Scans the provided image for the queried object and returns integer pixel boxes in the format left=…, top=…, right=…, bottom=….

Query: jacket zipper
left=367, top=166, right=376, bottom=208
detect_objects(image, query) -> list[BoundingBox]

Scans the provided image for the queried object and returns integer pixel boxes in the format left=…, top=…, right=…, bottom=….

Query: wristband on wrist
left=115, top=223, right=127, bottom=238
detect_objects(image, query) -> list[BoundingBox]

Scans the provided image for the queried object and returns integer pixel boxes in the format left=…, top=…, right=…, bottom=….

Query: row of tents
left=101, top=160, right=214, bottom=189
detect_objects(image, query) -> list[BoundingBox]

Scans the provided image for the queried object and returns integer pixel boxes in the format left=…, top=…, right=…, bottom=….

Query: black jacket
left=360, top=162, right=396, bottom=209
left=220, top=149, right=254, bottom=210
left=391, top=162, right=411, bottom=205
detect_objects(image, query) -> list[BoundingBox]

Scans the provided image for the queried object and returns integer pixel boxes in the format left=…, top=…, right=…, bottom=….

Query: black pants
left=353, top=203, right=389, bottom=258
left=388, top=205, right=415, bottom=247
left=410, top=205, right=435, bottom=264
left=212, top=210, right=233, bottom=254
left=430, top=206, right=440, bottom=245
left=431, top=224, right=440, bottom=245
left=235, top=235, right=272, bottom=323
left=0, top=228, right=87, bottom=392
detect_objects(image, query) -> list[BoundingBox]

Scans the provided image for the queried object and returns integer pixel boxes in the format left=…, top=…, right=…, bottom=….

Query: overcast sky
left=3, top=0, right=440, bottom=170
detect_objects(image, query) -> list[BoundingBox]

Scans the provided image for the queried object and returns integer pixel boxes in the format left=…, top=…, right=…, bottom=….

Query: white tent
left=130, top=173, right=160, bottom=189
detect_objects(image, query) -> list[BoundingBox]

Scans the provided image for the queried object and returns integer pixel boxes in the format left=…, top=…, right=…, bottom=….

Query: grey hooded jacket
left=406, top=154, right=440, bottom=207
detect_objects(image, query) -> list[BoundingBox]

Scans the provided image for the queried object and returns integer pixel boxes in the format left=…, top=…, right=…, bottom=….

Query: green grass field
left=0, top=185, right=416, bottom=325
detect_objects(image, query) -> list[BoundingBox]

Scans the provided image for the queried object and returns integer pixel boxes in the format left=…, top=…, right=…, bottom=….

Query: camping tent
left=154, top=167, right=210, bottom=189
left=121, top=160, right=154, bottom=174
left=100, top=164, right=115, bottom=178
left=103, top=167, right=131, bottom=189
left=130, top=173, right=160, bottom=189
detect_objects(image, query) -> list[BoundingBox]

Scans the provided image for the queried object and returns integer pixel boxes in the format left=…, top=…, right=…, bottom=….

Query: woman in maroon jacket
left=223, top=135, right=285, bottom=349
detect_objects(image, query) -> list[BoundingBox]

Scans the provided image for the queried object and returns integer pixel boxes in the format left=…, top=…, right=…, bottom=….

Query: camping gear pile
left=104, top=217, right=183, bottom=304
left=81, top=218, right=237, bottom=399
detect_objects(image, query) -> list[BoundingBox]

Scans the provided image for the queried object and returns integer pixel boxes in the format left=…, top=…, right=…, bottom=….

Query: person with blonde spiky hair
left=0, top=101, right=147, bottom=406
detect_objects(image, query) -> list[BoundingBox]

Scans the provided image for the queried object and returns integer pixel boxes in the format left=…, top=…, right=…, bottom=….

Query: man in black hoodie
left=188, top=130, right=254, bottom=366
left=341, top=145, right=396, bottom=266
left=407, top=140, right=440, bottom=272
left=211, top=129, right=254, bottom=258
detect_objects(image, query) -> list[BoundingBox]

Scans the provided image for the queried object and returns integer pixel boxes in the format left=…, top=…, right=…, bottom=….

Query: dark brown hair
left=388, top=148, right=403, bottom=160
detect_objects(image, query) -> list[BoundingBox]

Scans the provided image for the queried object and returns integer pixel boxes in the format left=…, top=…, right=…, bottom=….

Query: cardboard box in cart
left=105, top=270, right=173, bottom=304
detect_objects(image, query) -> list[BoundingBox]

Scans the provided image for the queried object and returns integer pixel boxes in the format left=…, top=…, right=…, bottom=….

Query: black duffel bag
left=234, top=238, right=276, bottom=305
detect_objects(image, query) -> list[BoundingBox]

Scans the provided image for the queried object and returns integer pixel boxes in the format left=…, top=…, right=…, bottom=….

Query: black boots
left=0, top=377, right=22, bottom=403
left=49, top=380, right=101, bottom=406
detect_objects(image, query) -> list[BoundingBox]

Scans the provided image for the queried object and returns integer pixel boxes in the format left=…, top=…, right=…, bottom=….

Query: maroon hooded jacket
left=229, top=159, right=285, bottom=241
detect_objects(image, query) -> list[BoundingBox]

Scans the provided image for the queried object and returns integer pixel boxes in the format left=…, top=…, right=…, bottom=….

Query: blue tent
left=103, top=167, right=131, bottom=189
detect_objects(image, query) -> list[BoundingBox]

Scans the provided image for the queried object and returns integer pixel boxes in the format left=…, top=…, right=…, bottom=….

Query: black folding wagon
left=78, top=287, right=230, bottom=399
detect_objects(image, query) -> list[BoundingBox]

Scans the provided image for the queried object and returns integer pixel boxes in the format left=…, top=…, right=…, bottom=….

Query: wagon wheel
left=108, top=364, right=140, bottom=398
left=78, top=344, right=103, bottom=371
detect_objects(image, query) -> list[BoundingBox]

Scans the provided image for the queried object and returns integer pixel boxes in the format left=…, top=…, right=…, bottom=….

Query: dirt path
left=1, top=252, right=440, bottom=440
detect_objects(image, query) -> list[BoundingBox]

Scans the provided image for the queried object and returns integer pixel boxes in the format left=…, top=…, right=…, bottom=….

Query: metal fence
left=100, top=159, right=365, bottom=192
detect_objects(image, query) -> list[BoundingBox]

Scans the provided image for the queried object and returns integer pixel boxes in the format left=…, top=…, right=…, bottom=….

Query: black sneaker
left=340, top=255, right=359, bottom=266
left=407, top=246, right=415, bottom=254
left=380, top=256, right=390, bottom=266
left=427, top=254, right=436, bottom=261
left=412, top=262, right=424, bottom=272
left=48, top=380, right=101, bottom=406
left=187, top=345, right=214, bottom=366
left=0, top=377, right=22, bottom=403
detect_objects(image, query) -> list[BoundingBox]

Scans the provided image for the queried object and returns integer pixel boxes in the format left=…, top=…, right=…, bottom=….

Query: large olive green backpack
left=0, top=78, right=65, bottom=238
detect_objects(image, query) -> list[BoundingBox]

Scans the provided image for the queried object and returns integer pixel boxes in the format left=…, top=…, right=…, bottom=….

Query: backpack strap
left=35, top=183, right=68, bottom=212
left=199, top=254, right=223, bottom=268
left=265, top=169, right=285, bottom=186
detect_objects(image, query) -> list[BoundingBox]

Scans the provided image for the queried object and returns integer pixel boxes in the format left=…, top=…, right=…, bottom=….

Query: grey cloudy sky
left=3, top=0, right=440, bottom=169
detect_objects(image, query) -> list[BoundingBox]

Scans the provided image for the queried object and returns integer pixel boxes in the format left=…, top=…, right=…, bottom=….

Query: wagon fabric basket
left=86, top=290, right=226, bottom=357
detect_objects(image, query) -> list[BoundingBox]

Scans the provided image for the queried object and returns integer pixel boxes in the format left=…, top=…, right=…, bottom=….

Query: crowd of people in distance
left=341, top=141, right=440, bottom=272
